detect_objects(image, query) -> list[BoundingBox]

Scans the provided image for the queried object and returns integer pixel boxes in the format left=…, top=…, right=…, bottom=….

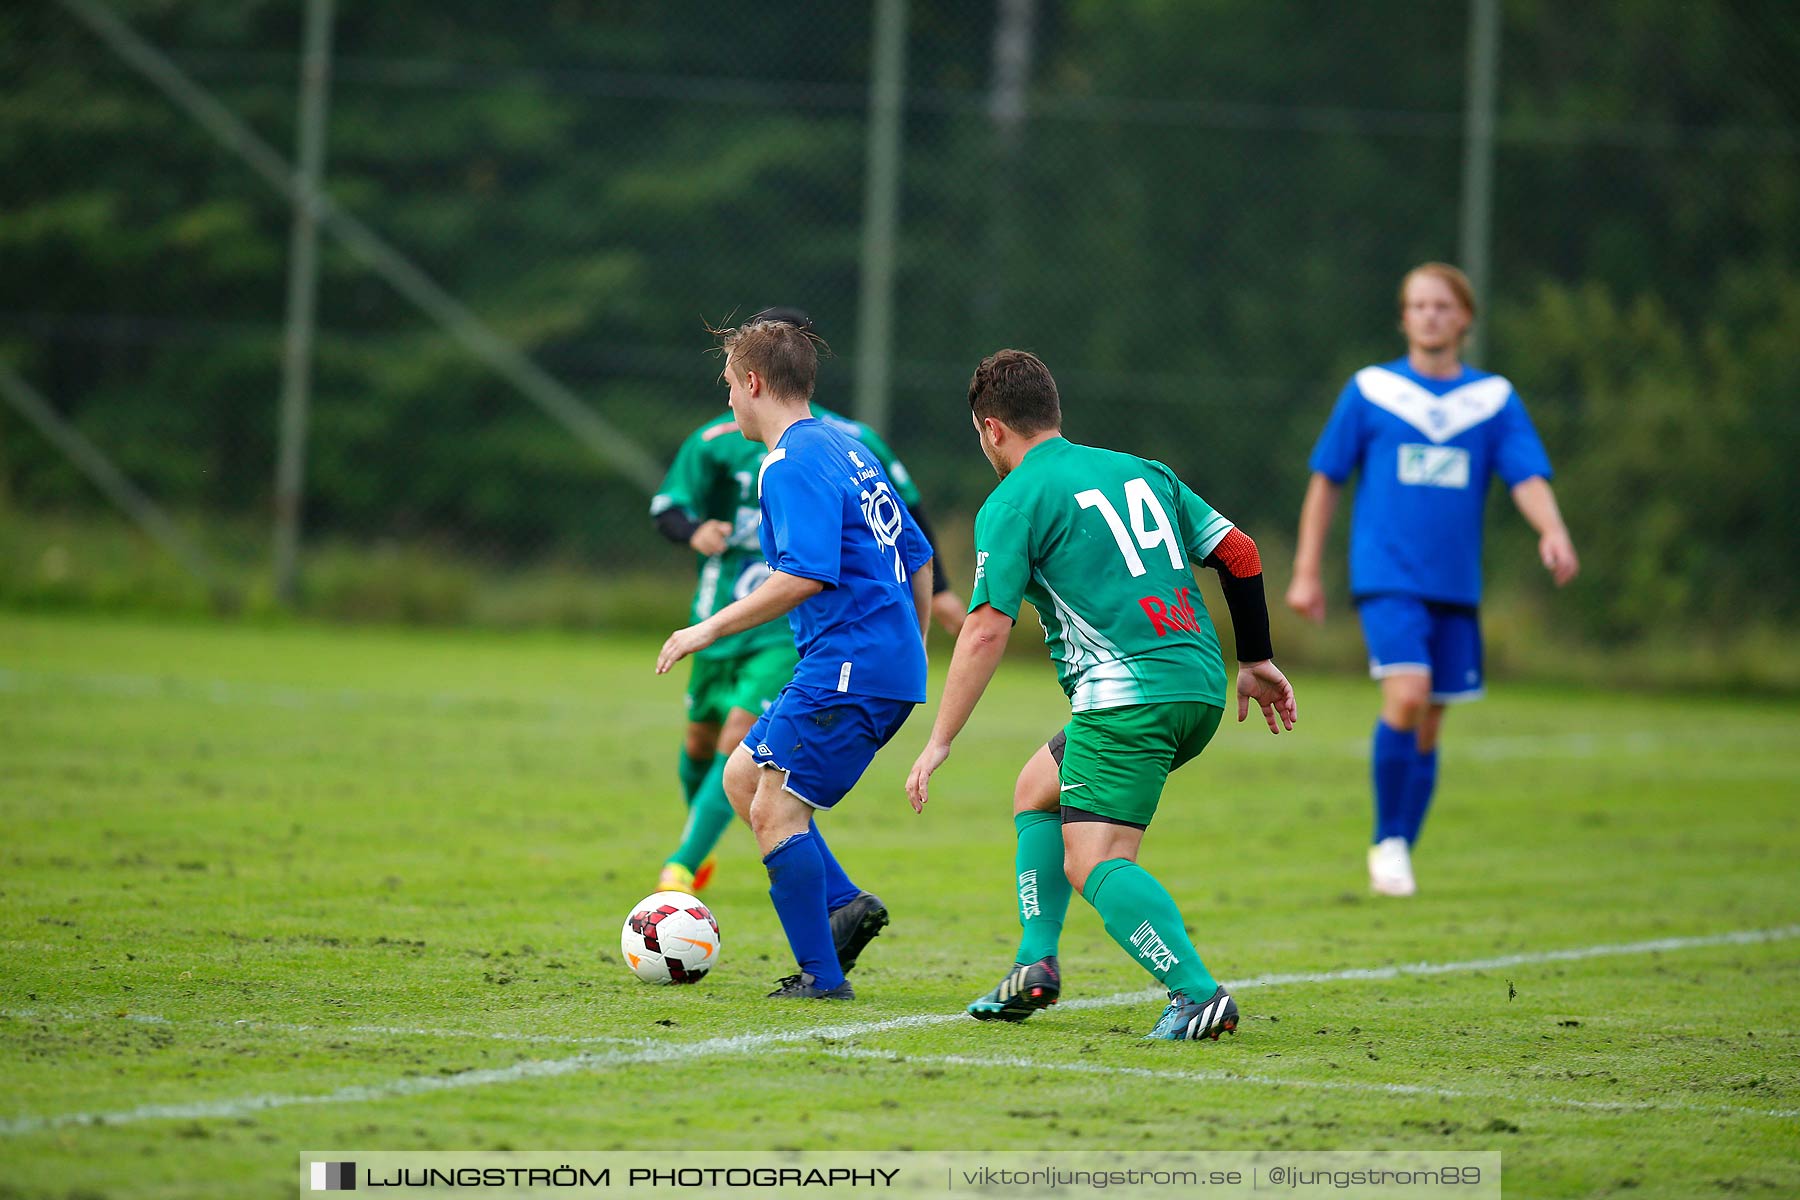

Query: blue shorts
left=1356, top=595, right=1484, bottom=704
left=742, top=684, right=916, bottom=809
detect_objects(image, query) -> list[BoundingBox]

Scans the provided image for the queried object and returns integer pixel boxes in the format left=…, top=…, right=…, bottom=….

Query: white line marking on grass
left=0, top=1009, right=657, bottom=1049
left=227, top=1019, right=657, bottom=1049
left=0, top=1009, right=171, bottom=1026
left=4, top=925, right=1795, bottom=1134
left=1062, top=924, right=1800, bottom=1013
left=0, top=1043, right=751, bottom=1135
left=818, top=1048, right=1800, bottom=1123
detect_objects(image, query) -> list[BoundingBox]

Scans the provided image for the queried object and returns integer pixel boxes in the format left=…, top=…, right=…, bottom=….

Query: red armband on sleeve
left=1210, top=527, right=1262, bottom=579
left=1203, top=527, right=1272, bottom=663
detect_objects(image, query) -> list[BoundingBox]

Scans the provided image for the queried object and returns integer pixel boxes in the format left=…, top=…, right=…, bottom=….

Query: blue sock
left=808, top=819, right=861, bottom=912
left=1405, top=746, right=1438, bottom=845
left=763, top=831, right=844, bottom=989
left=1372, top=721, right=1415, bottom=843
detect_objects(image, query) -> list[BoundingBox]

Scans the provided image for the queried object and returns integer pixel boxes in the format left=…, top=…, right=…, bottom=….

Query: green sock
left=669, top=756, right=734, bottom=872
left=1081, top=858, right=1219, bottom=998
left=678, top=748, right=714, bottom=808
left=1013, top=811, right=1071, bottom=963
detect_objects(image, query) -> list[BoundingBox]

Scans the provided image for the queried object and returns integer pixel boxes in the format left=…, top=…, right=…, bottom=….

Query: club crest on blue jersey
left=860, top=482, right=907, bottom=581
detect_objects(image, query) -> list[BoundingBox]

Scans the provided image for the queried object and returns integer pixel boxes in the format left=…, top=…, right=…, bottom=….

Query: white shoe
left=1368, top=836, right=1416, bottom=897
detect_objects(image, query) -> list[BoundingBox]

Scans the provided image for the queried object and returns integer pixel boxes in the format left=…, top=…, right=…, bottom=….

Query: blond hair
left=1399, top=262, right=1477, bottom=320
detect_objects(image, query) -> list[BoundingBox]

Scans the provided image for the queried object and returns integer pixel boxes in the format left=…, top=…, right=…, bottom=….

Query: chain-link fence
left=4, top=2, right=1796, bottom=664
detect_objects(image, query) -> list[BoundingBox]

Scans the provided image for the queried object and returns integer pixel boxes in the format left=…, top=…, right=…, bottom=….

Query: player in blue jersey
left=656, top=318, right=934, bottom=999
left=647, top=306, right=965, bottom=900
left=1287, top=263, right=1579, bottom=896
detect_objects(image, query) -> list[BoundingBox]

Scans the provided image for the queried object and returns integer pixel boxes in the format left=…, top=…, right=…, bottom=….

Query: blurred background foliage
left=2, top=1, right=1796, bottom=684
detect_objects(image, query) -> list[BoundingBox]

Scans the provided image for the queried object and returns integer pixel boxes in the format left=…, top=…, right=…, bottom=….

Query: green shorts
left=685, top=643, right=798, bottom=726
left=1054, top=701, right=1224, bottom=827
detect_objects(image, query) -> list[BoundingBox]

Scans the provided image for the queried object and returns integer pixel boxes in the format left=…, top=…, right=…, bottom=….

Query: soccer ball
left=620, top=891, right=721, bottom=984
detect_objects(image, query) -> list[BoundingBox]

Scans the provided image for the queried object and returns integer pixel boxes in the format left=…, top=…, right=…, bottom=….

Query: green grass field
left=2, top=611, right=1796, bottom=1199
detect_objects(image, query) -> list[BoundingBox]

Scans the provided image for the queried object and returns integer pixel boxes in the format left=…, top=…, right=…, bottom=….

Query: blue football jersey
left=1309, top=358, right=1553, bottom=605
left=757, top=418, right=934, bottom=702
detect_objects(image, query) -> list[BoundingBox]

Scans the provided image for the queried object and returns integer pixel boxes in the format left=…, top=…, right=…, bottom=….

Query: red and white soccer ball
left=620, top=891, right=721, bottom=984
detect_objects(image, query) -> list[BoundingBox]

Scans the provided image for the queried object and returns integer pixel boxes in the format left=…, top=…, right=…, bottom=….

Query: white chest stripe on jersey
left=1354, top=367, right=1512, bottom=444
left=755, top=448, right=787, bottom=496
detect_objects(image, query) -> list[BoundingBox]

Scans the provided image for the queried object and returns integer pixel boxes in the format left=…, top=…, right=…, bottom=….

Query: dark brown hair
left=716, top=319, right=824, bottom=401
left=967, top=349, right=1061, bottom=434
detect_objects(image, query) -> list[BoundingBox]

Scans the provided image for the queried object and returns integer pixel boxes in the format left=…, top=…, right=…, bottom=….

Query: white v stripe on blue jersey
left=1309, top=357, right=1553, bottom=605
left=1352, top=366, right=1513, bottom=444
left=755, top=447, right=788, bottom=494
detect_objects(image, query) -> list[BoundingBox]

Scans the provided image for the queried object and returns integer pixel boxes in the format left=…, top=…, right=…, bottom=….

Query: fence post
left=853, top=0, right=908, bottom=436
left=1458, top=0, right=1502, bottom=362
left=273, top=0, right=336, bottom=607
left=976, top=0, right=1038, bottom=332
left=59, top=0, right=666, bottom=496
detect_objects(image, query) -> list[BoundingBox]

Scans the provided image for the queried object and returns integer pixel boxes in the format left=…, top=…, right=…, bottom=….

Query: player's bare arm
left=899, top=502, right=966, bottom=637
left=1286, top=472, right=1342, bottom=624
left=910, top=561, right=933, bottom=642
left=905, top=603, right=1013, bottom=813
left=1510, top=476, right=1580, bottom=586
left=931, top=589, right=968, bottom=637
left=656, top=570, right=823, bottom=674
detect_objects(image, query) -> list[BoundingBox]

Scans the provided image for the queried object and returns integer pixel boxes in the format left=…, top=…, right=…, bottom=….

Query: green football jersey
left=968, top=437, right=1234, bottom=712
left=650, top=404, right=922, bottom=661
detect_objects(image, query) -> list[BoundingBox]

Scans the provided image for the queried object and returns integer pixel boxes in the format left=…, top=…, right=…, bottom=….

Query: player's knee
left=1012, top=745, right=1060, bottom=816
left=718, top=710, right=757, bottom=754
left=683, top=723, right=718, bottom=761
left=722, top=752, right=758, bottom=818
left=745, top=789, right=781, bottom=840
left=746, top=797, right=776, bottom=841
left=1388, top=700, right=1426, bottom=730
left=1382, top=680, right=1431, bottom=729
left=1012, top=770, right=1058, bottom=816
left=747, top=787, right=808, bottom=852
left=1062, top=854, right=1091, bottom=894
left=1416, top=708, right=1446, bottom=750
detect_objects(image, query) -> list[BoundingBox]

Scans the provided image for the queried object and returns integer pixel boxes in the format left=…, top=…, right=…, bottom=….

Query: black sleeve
left=654, top=507, right=702, bottom=546
left=910, top=504, right=951, bottom=596
left=1202, top=550, right=1274, bottom=664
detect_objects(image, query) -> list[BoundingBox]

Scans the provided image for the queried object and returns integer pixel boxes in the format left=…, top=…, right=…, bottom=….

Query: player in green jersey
left=906, top=349, right=1297, bottom=1041
left=650, top=308, right=965, bottom=897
